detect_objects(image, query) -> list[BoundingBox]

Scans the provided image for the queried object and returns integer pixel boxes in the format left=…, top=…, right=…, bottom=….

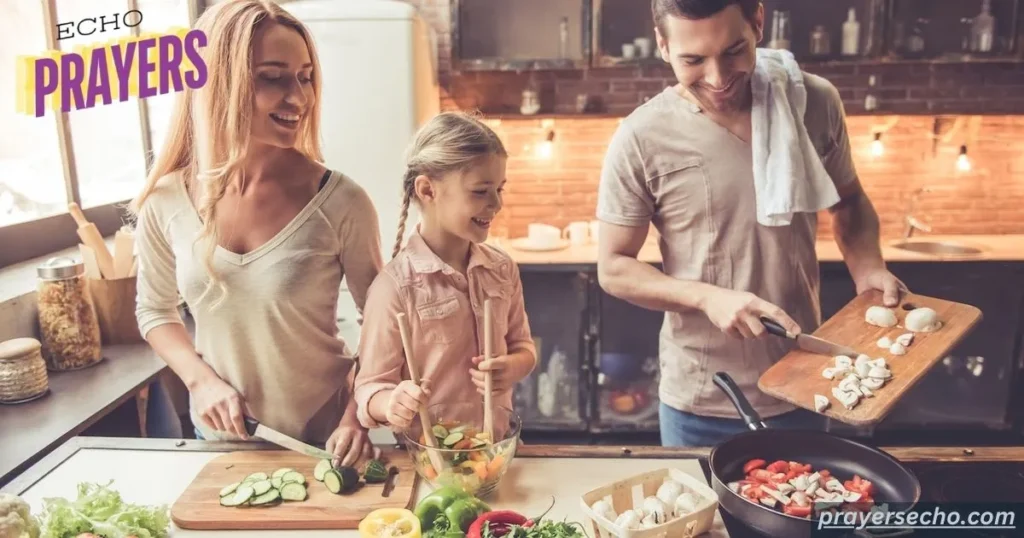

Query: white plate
left=507, top=237, right=571, bottom=252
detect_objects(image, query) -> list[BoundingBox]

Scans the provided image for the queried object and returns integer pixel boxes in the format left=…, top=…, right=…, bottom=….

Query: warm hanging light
left=535, top=127, right=556, bottom=159
left=957, top=144, right=972, bottom=172
left=871, top=132, right=884, bottom=157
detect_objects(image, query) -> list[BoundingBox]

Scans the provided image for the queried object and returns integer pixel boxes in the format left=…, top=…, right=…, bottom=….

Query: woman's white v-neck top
left=134, top=170, right=384, bottom=443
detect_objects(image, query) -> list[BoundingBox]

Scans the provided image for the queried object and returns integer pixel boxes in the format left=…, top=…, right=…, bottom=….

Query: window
left=0, top=0, right=195, bottom=268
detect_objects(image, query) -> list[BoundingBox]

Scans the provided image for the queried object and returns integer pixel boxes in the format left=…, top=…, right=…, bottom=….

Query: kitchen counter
left=489, top=234, right=1024, bottom=266
left=5, top=437, right=1024, bottom=537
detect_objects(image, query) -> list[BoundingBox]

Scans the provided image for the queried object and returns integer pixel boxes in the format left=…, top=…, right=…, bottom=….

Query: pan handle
left=712, top=372, right=767, bottom=431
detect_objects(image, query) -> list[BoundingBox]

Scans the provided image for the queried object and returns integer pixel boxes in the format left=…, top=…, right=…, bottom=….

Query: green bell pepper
left=415, top=486, right=490, bottom=537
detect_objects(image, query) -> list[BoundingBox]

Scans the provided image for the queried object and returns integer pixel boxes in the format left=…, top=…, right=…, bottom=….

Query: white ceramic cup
left=622, top=43, right=636, bottom=59
left=634, top=37, right=652, bottom=58
left=527, top=223, right=561, bottom=248
left=563, top=221, right=590, bottom=246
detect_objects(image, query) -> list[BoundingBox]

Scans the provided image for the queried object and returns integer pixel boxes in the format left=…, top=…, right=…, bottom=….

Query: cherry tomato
left=766, top=460, right=790, bottom=474
left=743, top=459, right=767, bottom=474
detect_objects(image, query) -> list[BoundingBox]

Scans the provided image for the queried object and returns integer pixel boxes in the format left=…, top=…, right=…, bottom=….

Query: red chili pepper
left=743, top=459, right=767, bottom=474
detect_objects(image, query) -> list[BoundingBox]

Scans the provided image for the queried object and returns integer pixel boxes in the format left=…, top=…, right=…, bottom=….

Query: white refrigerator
left=283, top=0, right=440, bottom=322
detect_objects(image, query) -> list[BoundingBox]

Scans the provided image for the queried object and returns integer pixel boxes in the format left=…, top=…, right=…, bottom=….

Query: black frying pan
left=708, top=372, right=921, bottom=538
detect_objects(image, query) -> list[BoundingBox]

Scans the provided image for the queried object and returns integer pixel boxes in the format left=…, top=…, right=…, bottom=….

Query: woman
left=131, top=0, right=383, bottom=466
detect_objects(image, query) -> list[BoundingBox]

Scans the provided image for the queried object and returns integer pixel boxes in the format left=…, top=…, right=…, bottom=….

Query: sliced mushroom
left=776, top=483, right=796, bottom=495
left=835, top=355, right=853, bottom=370
left=760, top=496, right=778, bottom=508
left=791, top=491, right=810, bottom=507
left=859, top=384, right=873, bottom=397
left=843, top=491, right=863, bottom=503
left=813, top=394, right=830, bottom=413
left=805, top=482, right=819, bottom=497
left=870, top=358, right=888, bottom=369
left=761, top=485, right=791, bottom=505
left=868, top=366, right=892, bottom=379
left=825, top=478, right=846, bottom=493
left=877, top=336, right=893, bottom=349
left=855, top=354, right=872, bottom=369
left=790, top=475, right=809, bottom=491
left=728, top=482, right=740, bottom=493
left=860, top=376, right=885, bottom=390
left=822, top=368, right=837, bottom=380
left=855, top=360, right=872, bottom=378
left=896, top=333, right=915, bottom=347
left=889, top=342, right=907, bottom=356
left=866, top=305, right=898, bottom=328
left=832, top=387, right=860, bottom=409
left=905, top=307, right=942, bottom=333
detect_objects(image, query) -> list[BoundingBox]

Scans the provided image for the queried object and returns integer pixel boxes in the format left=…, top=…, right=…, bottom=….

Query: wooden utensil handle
left=395, top=313, right=444, bottom=469
left=483, top=299, right=494, bottom=440
left=68, top=202, right=89, bottom=227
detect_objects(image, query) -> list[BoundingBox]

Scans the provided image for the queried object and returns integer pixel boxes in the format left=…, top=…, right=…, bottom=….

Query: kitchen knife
left=760, top=316, right=860, bottom=358
left=244, top=417, right=334, bottom=460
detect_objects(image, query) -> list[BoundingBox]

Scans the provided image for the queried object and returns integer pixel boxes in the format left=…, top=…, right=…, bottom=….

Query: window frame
left=0, top=0, right=200, bottom=268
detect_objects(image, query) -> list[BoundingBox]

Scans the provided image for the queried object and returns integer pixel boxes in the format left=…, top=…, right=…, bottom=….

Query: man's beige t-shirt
left=597, top=74, right=858, bottom=418
left=135, top=170, right=383, bottom=443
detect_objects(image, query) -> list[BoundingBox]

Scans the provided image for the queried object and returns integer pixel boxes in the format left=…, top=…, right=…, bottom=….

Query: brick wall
left=403, top=0, right=1024, bottom=240
left=481, top=115, right=1024, bottom=240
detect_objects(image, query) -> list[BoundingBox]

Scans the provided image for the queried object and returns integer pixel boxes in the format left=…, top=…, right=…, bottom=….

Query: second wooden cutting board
left=171, top=447, right=418, bottom=530
left=758, top=290, right=982, bottom=426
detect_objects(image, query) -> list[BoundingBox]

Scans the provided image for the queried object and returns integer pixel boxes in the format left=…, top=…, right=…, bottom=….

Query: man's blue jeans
left=659, top=403, right=827, bottom=447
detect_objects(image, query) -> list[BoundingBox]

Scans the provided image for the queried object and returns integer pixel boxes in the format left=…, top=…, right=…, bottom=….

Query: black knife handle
left=759, top=316, right=793, bottom=339
left=243, top=416, right=259, bottom=437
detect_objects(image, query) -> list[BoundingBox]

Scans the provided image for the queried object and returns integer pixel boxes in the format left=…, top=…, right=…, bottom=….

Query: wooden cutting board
left=758, top=289, right=982, bottom=426
left=171, top=447, right=419, bottom=530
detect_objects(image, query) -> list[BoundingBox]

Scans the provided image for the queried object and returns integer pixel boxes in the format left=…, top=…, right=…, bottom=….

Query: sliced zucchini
left=251, top=489, right=281, bottom=506
left=323, top=469, right=342, bottom=494
left=220, top=485, right=255, bottom=507
left=219, top=481, right=241, bottom=498
left=449, top=424, right=467, bottom=434
left=470, top=438, right=488, bottom=449
left=431, top=425, right=448, bottom=439
left=244, top=472, right=269, bottom=482
left=281, top=471, right=306, bottom=485
left=251, top=479, right=273, bottom=496
left=443, top=432, right=464, bottom=447
left=271, top=477, right=283, bottom=490
left=280, top=482, right=308, bottom=502
left=271, top=467, right=295, bottom=479
left=314, top=459, right=332, bottom=482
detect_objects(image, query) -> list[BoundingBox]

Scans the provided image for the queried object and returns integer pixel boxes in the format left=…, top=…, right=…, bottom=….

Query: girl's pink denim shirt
left=354, top=230, right=536, bottom=432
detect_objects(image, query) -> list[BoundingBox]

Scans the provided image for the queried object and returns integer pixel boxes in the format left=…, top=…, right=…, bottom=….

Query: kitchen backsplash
left=480, top=114, right=1024, bottom=240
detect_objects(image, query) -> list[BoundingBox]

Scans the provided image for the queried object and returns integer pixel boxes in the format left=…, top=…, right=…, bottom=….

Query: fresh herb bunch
left=482, top=519, right=586, bottom=538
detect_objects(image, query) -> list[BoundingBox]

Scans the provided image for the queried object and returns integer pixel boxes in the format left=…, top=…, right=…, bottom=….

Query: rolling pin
left=68, top=203, right=115, bottom=279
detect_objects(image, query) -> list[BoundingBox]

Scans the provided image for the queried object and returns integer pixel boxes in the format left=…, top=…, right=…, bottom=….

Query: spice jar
left=0, top=337, right=49, bottom=403
left=36, top=257, right=102, bottom=371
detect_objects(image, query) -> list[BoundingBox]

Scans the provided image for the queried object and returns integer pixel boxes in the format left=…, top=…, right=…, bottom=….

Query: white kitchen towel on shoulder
left=750, top=47, right=840, bottom=227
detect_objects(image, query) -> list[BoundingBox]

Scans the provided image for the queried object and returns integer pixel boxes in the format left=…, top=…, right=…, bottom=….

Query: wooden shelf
left=480, top=112, right=624, bottom=121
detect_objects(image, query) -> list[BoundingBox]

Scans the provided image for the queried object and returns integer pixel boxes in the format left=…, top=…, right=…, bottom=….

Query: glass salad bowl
left=401, top=403, right=521, bottom=497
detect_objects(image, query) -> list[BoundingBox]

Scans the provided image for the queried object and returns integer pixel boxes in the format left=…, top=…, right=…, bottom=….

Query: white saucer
left=507, top=237, right=571, bottom=252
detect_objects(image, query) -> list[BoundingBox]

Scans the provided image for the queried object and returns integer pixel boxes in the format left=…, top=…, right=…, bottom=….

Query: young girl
left=354, top=112, right=536, bottom=433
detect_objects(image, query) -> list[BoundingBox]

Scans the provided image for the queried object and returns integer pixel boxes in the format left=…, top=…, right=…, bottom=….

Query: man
left=595, top=0, right=905, bottom=447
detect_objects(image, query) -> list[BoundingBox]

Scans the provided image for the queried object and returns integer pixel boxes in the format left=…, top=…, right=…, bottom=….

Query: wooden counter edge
left=4, top=436, right=1023, bottom=495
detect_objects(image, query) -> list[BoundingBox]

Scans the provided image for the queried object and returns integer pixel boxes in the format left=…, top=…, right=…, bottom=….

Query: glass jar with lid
left=36, top=257, right=102, bottom=371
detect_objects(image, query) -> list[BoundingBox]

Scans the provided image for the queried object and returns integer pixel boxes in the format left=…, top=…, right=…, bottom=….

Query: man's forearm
left=831, top=191, right=886, bottom=281
left=598, top=254, right=716, bottom=313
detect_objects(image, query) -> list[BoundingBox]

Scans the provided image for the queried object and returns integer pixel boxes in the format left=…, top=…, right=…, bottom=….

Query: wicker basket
left=580, top=467, right=719, bottom=538
left=0, top=338, right=49, bottom=403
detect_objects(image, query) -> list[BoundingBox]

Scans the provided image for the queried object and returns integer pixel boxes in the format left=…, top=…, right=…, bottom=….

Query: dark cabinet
left=514, top=270, right=590, bottom=431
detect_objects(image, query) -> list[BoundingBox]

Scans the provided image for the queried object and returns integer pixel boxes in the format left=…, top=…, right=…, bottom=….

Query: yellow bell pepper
left=359, top=508, right=421, bottom=538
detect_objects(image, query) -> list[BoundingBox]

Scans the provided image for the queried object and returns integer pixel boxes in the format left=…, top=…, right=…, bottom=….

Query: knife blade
left=244, top=417, right=334, bottom=460
left=759, top=316, right=860, bottom=358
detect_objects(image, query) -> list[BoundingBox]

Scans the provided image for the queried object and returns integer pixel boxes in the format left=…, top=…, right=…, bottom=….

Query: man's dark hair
left=652, top=0, right=761, bottom=35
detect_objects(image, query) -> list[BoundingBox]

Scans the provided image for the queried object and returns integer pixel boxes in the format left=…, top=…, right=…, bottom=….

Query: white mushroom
left=832, top=387, right=860, bottom=409
left=896, top=333, right=915, bottom=347
left=674, top=491, right=700, bottom=515
left=760, top=485, right=791, bottom=505
left=642, top=497, right=669, bottom=525
left=860, top=376, right=885, bottom=390
left=805, top=481, right=820, bottom=497
left=855, top=360, right=872, bottom=378
left=776, top=483, right=796, bottom=495
left=855, top=355, right=872, bottom=368
left=834, top=355, right=853, bottom=370
left=591, top=499, right=618, bottom=523
left=859, top=384, right=873, bottom=397
left=814, top=394, right=830, bottom=413
left=791, top=491, right=810, bottom=507
left=843, top=491, right=863, bottom=503
left=877, top=336, right=893, bottom=348
left=614, top=509, right=643, bottom=531
left=727, top=482, right=740, bottom=494
left=865, top=306, right=898, bottom=328
left=825, top=478, right=847, bottom=493
left=656, top=479, right=684, bottom=509
left=790, top=475, right=809, bottom=491
left=889, top=342, right=907, bottom=356
left=905, top=307, right=942, bottom=332
left=870, top=358, right=888, bottom=369
left=760, top=495, right=778, bottom=508
left=868, top=366, right=892, bottom=379
left=822, top=367, right=837, bottom=380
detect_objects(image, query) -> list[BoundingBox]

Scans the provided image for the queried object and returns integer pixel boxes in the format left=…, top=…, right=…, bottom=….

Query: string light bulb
left=871, top=132, right=884, bottom=157
left=957, top=144, right=972, bottom=172
left=536, top=121, right=556, bottom=159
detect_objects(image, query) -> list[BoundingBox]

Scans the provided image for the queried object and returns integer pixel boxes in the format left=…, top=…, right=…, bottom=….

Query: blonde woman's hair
left=128, top=0, right=323, bottom=307
left=393, top=112, right=507, bottom=259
